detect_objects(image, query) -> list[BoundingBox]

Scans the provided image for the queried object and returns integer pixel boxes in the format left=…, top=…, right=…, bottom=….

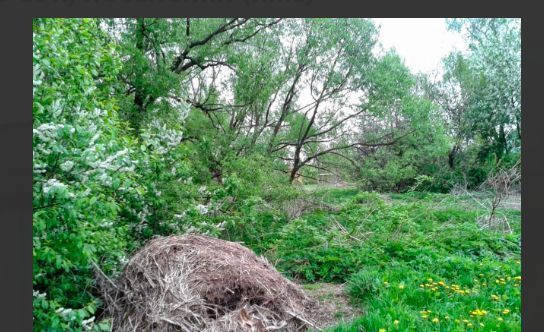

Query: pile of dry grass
left=98, top=234, right=323, bottom=331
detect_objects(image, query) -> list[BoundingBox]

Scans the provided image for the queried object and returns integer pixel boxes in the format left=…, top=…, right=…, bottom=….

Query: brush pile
left=98, top=234, right=322, bottom=331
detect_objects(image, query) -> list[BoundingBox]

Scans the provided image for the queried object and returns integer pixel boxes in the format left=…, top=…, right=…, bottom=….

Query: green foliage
left=33, top=18, right=521, bottom=331
left=268, top=189, right=520, bottom=331
left=424, top=18, right=522, bottom=190
left=273, top=216, right=362, bottom=282
left=33, top=18, right=136, bottom=331
left=334, top=256, right=520, bottom=332
left=347, top=268, right=382, bottom=302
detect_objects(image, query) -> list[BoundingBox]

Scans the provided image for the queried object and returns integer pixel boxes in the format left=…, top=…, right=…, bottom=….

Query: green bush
left=33, top=18, right=136, bottom=331
left=347, top=268, right=382, bottom=302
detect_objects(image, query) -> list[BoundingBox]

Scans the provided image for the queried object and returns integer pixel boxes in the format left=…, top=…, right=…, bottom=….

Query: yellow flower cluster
left=495, top=278, right=507, bottom=285
left=484, top=274, right=521, bottom=286
left=420, top=309, right=432, bottom=319
left=513, top=275, right=521, bottom=285
left=470, top=309, right=488, bottom=317
left=419, top=279, right=473, bottom=295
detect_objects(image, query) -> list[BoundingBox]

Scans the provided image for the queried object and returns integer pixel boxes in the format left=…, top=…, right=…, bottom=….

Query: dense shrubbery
left=33, top=18, right=136, bottom=330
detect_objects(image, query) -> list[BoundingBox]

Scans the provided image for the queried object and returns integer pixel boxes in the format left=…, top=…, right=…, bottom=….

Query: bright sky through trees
left=373, top=18, right=468, bottom=77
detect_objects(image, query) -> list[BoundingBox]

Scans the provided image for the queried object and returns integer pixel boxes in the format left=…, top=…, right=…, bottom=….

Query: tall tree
left=446, top=18, right=521, bottom=162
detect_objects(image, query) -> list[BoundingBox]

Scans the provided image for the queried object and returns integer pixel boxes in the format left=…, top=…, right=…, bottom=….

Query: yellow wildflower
left=497, top=317, right=504, bottom=321
left=432, top=318, right=439, bottom=323
left=470, top=309, right=487, bottom=317
left=398, top=283, right=405, bottom=290
left=393, top=320, right=399, bottom=326
left=379, top=329, right=386, bottom=332
left=502, top=309, right=510, bottom=315
left=491, top=294, right=500, bottom=301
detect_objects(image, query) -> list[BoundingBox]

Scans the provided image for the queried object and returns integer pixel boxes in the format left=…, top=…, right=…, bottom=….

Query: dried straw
left=98, top=234, right=322, bottom=331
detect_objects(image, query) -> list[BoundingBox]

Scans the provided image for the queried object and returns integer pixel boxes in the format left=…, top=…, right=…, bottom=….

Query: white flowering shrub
left=33, top=19, right=140, bottom=331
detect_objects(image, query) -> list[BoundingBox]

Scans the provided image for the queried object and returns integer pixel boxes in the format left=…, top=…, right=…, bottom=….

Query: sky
left=372, top=18, right=468, bottom=78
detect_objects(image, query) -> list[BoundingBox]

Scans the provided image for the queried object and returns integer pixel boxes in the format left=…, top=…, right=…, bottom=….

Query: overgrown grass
left=256, top=188, right=520, bottom=332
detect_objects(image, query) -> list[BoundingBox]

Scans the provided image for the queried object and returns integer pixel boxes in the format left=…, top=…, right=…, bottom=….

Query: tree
left=109, top=18, right=282, bottom=134
left=446, top=18, right=521, bottom=163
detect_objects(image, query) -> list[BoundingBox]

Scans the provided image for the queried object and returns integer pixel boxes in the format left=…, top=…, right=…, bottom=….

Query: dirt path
left=303, top=283, right=362, bottom=329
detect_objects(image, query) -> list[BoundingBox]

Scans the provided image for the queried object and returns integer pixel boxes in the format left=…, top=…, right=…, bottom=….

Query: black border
left=0, top=1, right=540, bottom=331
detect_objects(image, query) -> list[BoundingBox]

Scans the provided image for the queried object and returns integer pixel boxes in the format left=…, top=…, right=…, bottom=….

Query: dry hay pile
left=98, top=234, right=322, bottom=332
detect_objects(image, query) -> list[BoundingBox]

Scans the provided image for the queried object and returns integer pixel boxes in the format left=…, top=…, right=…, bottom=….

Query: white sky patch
left=372, top=18, right=468, bottom=78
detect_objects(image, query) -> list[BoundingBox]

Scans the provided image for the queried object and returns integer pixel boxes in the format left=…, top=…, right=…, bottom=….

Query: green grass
left=261, top=188, right=521, bottom=332
left=304, top=186, right=361, bottom=205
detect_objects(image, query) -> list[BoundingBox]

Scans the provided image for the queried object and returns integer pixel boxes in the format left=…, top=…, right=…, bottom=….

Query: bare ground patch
left=302, top=283, right=362, bottom=329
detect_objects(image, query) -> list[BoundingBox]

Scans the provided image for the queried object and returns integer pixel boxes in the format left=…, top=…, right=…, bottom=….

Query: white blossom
left=43, top=178, right=67, bottom=195
left=33, top=123, right=64, bottom=142
left=195, top=204, right=209, bottom=215
left=33, top=290, right=46, bottom=299
left=97, top=172, right=112, bottom=186
left=82, top=316, right=95, bottom=330
left=60, top=161, right=75, bottom=172
left=55, top=307, right=73, bottom=318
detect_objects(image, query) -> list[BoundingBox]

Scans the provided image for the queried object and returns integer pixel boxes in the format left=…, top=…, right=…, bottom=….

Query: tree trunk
left=289, top=149, right=301, bottom=183
left=132, top=18, right=147, bottom=134
left=448, top=144, right=459, bottom=169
